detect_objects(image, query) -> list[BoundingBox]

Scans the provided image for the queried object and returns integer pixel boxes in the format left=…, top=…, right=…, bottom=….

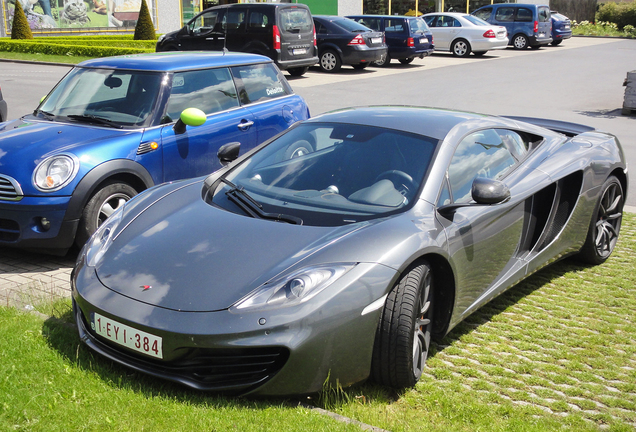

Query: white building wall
left=156, top=0, right=182, bottom=34
left=338, top=0, right=363, bottom=16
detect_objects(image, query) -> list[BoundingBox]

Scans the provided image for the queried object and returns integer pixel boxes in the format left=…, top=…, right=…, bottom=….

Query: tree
left=133, top=0, right=155, bottom=40
left=11, top=1, right=34, bottom=40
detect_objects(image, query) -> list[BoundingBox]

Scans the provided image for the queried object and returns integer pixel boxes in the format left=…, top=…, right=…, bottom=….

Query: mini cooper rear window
left=231, top=63, right=291, bottom=104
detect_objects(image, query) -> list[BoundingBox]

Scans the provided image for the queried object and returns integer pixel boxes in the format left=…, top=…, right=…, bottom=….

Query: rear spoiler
left=502, top=116, right=596, bottom=137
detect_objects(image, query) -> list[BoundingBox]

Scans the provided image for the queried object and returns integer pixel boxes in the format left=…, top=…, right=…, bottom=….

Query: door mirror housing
left=217, top=142, right=241, bottom=166
left=471, top=177, right=511, bottom=204
left=174, top=108, right=206, bottom=134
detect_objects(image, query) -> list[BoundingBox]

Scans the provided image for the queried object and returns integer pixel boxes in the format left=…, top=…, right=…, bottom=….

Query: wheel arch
left=610, top=167, right=628, bottom=198
left=65, top=159, right=155, bottom=222
left=318, top=43, right=343, bottom=58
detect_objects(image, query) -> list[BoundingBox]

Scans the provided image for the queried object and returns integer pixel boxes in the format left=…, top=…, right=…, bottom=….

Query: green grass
left=1, top=214, right=635, bottom=431
left=572, top=21, right=636, bottom=38
left=0, top=51, right=92, bottom=64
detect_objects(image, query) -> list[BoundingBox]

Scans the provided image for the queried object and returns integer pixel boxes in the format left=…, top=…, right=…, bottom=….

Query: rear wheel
left=319, top=50, right=342, bottom=73
left=398, top=57, right=414, bottom=64
left=76, top=182, right=137, bottom=248
left=451, top=39, right=471, bottom=57
left=512, top=34, right=528, bottom=49
left=551, top=39, right=562, bottom=46
left=373, top=53, right=391, bottom=67
left=372, top=261, right=434, bottom=389
left=287, top=67, right=309, bottom=77
left=577, top=176, right=624, bottom=264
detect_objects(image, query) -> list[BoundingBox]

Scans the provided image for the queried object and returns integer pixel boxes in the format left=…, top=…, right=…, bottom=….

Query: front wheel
left=371, top=261, right=434, bottom=389
left=287, top=66, right=309, bottom=77
left=577, top=176, right=624, bottom=264
left=512, top=34, right=528, bottom=49
left=76, top=182, right=137, bottom=248
left=398, top=57, right=414, bottom=64
left=319, top=50, right=342, bottom=73
left=451, top=39, right=471, bottom=57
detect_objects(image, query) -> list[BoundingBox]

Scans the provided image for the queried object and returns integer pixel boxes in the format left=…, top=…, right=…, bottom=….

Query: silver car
left=424, top=12, right=508, bottom=57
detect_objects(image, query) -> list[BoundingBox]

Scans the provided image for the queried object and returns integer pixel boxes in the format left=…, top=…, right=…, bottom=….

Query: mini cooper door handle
left=237, top=120, right=254, bottom=130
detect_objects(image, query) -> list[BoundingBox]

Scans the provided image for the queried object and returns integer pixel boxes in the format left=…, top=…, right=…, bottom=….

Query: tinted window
left=438, top=15, right=461, bottom=27
left=538, top=7, right=551, bottom=22
left=355, top=17, right=381, bottom=31
left=385, top=18, right=406, bottom=33
left=333, top=18, right=371, bottom=32
left=495, top=7, right=515, bottom=22
left=248, top=11, right=271, bottom=31
left=315, top=21, right=328, bottom=34
left=473, top=7, right=492, bottom=21
left=409, top=17, right=430, bottom=33
left=231, top=63, right=291, bottom=104
left=515, top=8, right=533, bottom=23
left=189, top=10, right=221, bottom=34
left=423, top=15, right=437, bottom=27
left=165, top=68, right=239, bottom=121
left=223, top=8, right=246, bottom=31
left=279, top=8, right=312, bottom=34
left=448, top=129, right=516, bottom=203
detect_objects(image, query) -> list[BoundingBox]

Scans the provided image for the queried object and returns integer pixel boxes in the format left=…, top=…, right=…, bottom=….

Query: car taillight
left=534, top=20, right=538, bottom=33
left=407, top=37, right=414, bottom=47
left=313, top=27, right=317, bottom=47
left=348, top=34, right=365, bottom=45
left=483, top=29, right=496, bottom=38
left=273, top=25, right=281, bottom=50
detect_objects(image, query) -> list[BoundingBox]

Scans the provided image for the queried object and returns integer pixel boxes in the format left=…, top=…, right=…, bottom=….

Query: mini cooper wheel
left=76, top=182, right=137, bottom=248
left=372, top=261, right=434, bottom=389
left=319, top=50, right=342, bottom=73
left=451, top=39, right=471, bottom=57
left=513, top=34, right=528, bottom=49
left=578, top=176, right=624, bottom=265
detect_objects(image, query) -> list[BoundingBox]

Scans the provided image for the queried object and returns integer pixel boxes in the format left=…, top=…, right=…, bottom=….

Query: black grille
left=0, top=218, right=20, bottom=242
left=0, top=175, right=22, bottom=201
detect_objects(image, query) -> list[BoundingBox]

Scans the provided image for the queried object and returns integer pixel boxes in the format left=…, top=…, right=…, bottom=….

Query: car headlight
left=230, top=264, right=356, bottom=312
left=83, top=204, right=125, bottom=268
left=33, top=154, right=79, bottom=192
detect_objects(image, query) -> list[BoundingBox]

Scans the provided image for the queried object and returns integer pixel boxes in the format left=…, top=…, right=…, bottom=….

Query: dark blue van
left=346, top=15, right=434, bottom=66
left=472, top=4, right=552, bottom=49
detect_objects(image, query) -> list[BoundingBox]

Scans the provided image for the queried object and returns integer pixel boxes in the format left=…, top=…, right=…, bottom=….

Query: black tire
left=473, top=51, right=487, bottom=57
left=512, top=34, right=528, bottom=49
left=577, top=176, right=624, bottom=265
left=451, top=39, right=471, bottom=57
left=398, top=57, right=414, bottom=64
left=287, top=67, right=309, bottom=77
left=75, top=182, right=137, bottom=248
left=373, top=53, right=391, bottom=67
left=352, top=63, right=369, bottom=70
left=371, top=261, right=434, bottom=389
left=551, top=40, right=562, bottom=46
left=319, top=50, right=342, bottom=73
left=530, top=44, right=542, bottom=50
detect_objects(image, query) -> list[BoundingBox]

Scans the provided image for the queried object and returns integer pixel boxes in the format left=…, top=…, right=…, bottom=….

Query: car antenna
left=222, top=18, right=228, bottom=54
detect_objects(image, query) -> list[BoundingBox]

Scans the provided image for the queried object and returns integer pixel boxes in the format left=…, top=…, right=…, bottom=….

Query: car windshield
left=332, top=17, right=372, bottom=32
left=463, top=15, right=490, bottom=26
left=210, top=122, right=438, bottom=226
left=408, top=17, right=430, bottom=34
left=279, top=8, right=312, bottom=33
left=37, top=67, right=163, bottom=128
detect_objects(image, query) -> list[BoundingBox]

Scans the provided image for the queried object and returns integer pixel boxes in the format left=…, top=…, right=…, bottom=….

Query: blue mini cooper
left=0, top=52, right=310, bottom=255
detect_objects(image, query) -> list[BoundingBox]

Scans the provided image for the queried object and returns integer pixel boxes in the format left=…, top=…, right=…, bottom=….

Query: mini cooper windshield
left=36, top=67, right=164, bottom=127
left=210, top=122, right=438, bottom=226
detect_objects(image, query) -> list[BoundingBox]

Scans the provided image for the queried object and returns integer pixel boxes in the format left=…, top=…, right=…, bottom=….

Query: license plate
left=539, top=33, right=545, bottom=38
left=292, top=48, right=306, bottom=55
left=371, top=37, right=382, bottom=44
left=91, top=312, right=163, bottom=359
left=565, top=25, right=570, bottom=29
left=420, top=37, right=427, bottom=44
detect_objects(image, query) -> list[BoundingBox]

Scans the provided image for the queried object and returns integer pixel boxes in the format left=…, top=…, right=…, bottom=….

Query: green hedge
left=0, top=40, right=153, bottom=57
left=597, top=1, right=636, bottom=29
left=18, top=39, right=157, bottom=48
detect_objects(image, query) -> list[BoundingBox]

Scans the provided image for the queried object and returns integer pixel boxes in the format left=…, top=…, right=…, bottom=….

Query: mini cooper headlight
left=84, top=204, right=125, bottom=268
left=231, top=264, right=356, bottom=312
left=33, top=154, right=79, bottom=192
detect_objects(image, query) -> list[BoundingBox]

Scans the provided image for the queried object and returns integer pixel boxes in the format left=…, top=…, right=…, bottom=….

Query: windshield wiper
left=34, top=109, right=56, bottom=120
left=221, top=178, right=303, bottom=225
left=66, top=114, right=123, bottom=129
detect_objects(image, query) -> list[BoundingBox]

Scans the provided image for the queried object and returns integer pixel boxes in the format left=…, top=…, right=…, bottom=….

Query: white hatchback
left=423, top=12, right=508, bottom=57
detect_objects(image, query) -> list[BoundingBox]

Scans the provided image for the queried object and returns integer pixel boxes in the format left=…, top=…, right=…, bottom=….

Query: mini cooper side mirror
left=217, top=142, right=241, bottom=166
left=471, top=177, right=511, bottom=205
left=174, top=108, right=206, bottom=134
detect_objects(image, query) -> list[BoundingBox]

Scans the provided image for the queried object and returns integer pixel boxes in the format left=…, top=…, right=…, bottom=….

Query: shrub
left=134, top=0, right=156, bottom=40
left=11, top=1, right=34, bottom=40
left=597, top=1, right=636, bottom=29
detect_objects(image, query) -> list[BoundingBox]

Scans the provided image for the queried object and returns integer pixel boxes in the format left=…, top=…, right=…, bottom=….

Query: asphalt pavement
left=0, top=37, right=635, bottom=308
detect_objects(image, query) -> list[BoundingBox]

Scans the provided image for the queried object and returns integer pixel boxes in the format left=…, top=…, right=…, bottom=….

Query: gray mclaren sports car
left=72, top=106, right=627, bottom=396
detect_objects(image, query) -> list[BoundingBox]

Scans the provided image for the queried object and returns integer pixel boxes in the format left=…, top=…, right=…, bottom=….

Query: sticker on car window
left=173, top=76, right=185, bottom=87
left=266, top=86, right=284, bottom=96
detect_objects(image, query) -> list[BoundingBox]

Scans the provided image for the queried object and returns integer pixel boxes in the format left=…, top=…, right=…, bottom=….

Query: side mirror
left=471, top=177, right=510, bottom=204
left=174, top=108, right=206, bottom=134
left=217, top=142, right=241, bottom=166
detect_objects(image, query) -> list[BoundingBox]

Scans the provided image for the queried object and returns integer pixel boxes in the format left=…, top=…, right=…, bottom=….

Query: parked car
left=0, top=52, right=309, bottom=255
left=423, top=12, right=507, bottom=57
left=472, top=3, right=552, bottom=49
left=156, top=3, right=318, bottom=77
left=550, top=11, right=572, bottom=46
left=346, top=15, right=434, bottom=66
left=313, top=15, right=387, bottom=72
left=72, top=106, right=626, bottom=396
left=0, top=85, right=7, bottom=123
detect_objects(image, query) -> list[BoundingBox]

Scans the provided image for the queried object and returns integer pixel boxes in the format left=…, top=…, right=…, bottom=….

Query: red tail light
left=348, top=34, right=365, bottom=45
left=483, top=29, right=496, bottom=38
left=534, top=20, right=538, bottom=33
left=407, top=37, right=414, bottom=47
left=273, top=25, right=281, bottom=50
left=313, top=27, right=317, bottom=47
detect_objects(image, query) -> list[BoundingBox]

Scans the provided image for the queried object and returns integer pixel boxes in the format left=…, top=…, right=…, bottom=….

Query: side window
left=247, top=11, right=270, bottom=32
left=385, top=18, right=405, bottom=33
left=359, top=17, right=381, bottom=31
left=224, top=9, right=246, bottom=31
left=538, top=7, right=550, bottom=22
left=315, top=21, right=327, bottom=34
left=495, top=7, right=515, bottom=22
left=423, top=15, right=437, bottom=27
left=165, top=68, right=239, bottom=122
left=496, top=129, right=528, bottom=160
left=448, top=129, right=516, bottom=204
left=437, top=176, right=451, bottom=207
left=190, top=10, right=221, bottom=34
left=231, top=63, right=291, bottom=105
left=515, top=8, right=533, bottom=22
left=473, top=7, right=492, bottom=21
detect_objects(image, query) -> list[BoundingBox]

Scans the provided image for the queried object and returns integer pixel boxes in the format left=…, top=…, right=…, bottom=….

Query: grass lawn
left=0, top=51, right=91, bottom=64
left=1, top=214, right=635, bottom=431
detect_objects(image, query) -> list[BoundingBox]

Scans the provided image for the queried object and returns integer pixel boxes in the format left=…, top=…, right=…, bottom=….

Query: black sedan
left=72, top=107, right=627, bottom=396
left=313, top=16, right=387, bottom=72
left=0, top=84, right=7, bottom=123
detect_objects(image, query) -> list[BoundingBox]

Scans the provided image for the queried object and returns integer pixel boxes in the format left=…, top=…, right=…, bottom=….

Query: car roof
left=348, top=15, right=420, bottom=19
left=77, top=52, right=272, bottom=72
left=306, top=106, right=489, bottom=140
